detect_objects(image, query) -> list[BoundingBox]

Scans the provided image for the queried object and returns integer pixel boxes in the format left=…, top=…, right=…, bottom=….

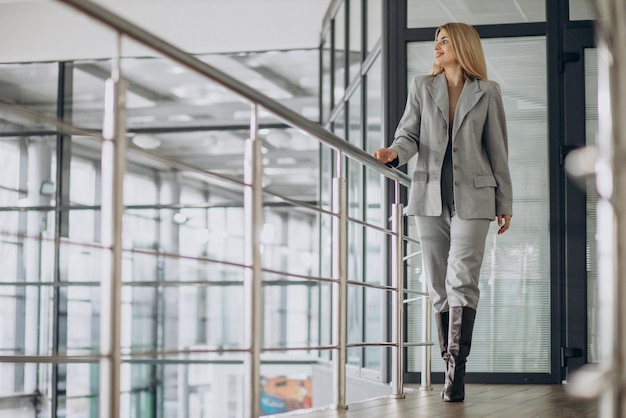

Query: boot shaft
left=435, top=311, right=449, bottom=359
left=447, top=306, right=476, bottom=360
left=442, top=306, right=477, bottom=402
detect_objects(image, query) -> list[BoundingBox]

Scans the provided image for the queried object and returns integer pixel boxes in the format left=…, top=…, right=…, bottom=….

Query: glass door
left=561, top=25, right=597, bottom=378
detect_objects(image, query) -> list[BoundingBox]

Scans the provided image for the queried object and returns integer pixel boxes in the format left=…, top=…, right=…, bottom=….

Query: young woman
left=373, top=22, right=513, bottom=402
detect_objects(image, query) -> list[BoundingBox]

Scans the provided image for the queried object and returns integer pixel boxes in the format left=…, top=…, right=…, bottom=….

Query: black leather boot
left=442, top=306, right=476, bottom=402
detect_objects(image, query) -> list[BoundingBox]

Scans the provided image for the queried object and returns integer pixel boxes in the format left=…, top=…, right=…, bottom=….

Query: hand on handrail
left=373, top=147, right=398, bottom=164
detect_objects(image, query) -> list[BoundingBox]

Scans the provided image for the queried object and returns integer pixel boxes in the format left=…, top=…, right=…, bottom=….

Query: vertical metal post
left=421, top=292, right=432, bottom=390
left=52, top=60, right=73, bottom=418
left=590, top=0, right=626, bottom=416
left=391, top=181, right=405, bottom=398
left=332, top=152, right=348, bottom=410
left=243, top=104, right=263, bottom=418
left=100, top=34, right=126, bottom=418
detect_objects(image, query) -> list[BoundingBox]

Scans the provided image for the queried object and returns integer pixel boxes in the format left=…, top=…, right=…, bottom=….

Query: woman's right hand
left=373, top=148, right=398, bottom=164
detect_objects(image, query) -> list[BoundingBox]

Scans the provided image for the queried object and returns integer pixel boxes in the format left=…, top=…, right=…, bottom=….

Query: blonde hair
left=431, top=23, right=488, bottom=80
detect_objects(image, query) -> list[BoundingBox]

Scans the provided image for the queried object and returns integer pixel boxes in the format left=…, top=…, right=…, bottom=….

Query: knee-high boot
left=442, top=306, right=476, bottom=402
left=435, top=311, right=450, bottom=366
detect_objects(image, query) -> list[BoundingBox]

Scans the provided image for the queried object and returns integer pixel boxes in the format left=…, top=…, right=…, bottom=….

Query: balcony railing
left=0, top=0, right=434, bottom=417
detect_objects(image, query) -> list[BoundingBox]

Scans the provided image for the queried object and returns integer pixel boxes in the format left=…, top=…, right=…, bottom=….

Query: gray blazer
left=389, top=73, right=513, bottom=220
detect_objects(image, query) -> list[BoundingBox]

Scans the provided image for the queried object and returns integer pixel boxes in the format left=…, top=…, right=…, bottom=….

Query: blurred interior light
left=565, top=145, right=599, bottom=178
left=172, top=212, right=189, bottom=225
left=132, top=134, right=161, bottom=150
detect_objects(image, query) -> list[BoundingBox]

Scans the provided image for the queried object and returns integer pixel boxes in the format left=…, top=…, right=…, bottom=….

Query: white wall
left=0, top=0, right=331, bottom=63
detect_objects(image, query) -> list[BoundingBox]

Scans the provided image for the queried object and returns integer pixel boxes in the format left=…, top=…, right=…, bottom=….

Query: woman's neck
left=444, top=66, right=465, bottom=87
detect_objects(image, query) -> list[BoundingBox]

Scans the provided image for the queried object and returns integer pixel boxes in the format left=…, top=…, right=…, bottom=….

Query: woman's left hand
left=497, top=215, right=511, bottom=235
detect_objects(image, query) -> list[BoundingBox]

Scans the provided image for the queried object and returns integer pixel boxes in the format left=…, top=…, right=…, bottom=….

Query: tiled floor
left=279, top=384, right=598, bottom=417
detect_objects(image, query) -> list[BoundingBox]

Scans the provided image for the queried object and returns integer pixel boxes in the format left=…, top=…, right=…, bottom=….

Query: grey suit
left=388, top=73, right=513, bottom=311
left=389, top=73, right=512, bottom=220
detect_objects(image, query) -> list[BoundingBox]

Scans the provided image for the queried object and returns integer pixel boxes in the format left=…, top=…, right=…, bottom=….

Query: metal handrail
left=32, top=1, right=425, bottom=416
left=54, top=0, right=411, bottom=189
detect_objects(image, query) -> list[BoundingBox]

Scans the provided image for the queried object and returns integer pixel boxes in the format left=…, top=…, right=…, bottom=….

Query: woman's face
left=434, top=28, right=458, bottom=68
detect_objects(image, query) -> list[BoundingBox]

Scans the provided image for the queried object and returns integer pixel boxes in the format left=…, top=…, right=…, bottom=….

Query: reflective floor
left=282, top=384, right=598, bottom=417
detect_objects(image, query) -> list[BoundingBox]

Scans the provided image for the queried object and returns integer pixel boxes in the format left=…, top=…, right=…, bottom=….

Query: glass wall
left=0, top=44, right=323, bottom=417
left=569, top=0, right=595, bottom=20
left=405, top=36, right=551, bottom=374
left=321, top=0, right=390, bottom=387
left=584, top=49, right=598, bottom=363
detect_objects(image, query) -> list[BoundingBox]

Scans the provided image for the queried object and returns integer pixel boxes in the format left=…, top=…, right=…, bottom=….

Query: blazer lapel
left=452, top=77, right=484, bottom=141
left=427, top=73, right=449, bottom=127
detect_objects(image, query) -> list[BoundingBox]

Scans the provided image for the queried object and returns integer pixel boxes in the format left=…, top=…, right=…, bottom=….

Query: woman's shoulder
left=409, top=74, right=437, bottom=89
left=478, top=78, right=502, bottom=95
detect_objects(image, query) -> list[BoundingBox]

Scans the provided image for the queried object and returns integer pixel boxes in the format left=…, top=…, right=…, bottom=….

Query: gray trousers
left=415, top=205, right=490, bottom=312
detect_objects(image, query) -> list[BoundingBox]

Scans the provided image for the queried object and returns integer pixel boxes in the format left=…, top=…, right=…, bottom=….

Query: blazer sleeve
left=483, top=82, right=513, bottom=216
left=388, top=77, right=421, bottom=167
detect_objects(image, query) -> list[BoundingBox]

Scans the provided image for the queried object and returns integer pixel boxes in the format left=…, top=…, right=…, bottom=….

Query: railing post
left=421, top=292, right=432, bottom=390
left=391, top=180, right=405, bottom=398
left=99, top=34, right=126, bottom=418
left=332, top=152, right=348, bottom=410
left=243, top=104, right=263, bottom=418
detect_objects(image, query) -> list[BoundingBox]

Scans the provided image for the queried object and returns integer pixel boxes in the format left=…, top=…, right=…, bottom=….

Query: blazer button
left=453, top=147, right=458, bottom=152
left=454, top=181, right=460, bottom=186
left=454, top=164, right=459, bottom=169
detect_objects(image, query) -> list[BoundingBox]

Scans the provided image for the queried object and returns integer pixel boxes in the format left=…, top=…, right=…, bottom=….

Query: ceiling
left=0, top=0, right=330, bottom=204
left=0, top=0, right=332, bottom=62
